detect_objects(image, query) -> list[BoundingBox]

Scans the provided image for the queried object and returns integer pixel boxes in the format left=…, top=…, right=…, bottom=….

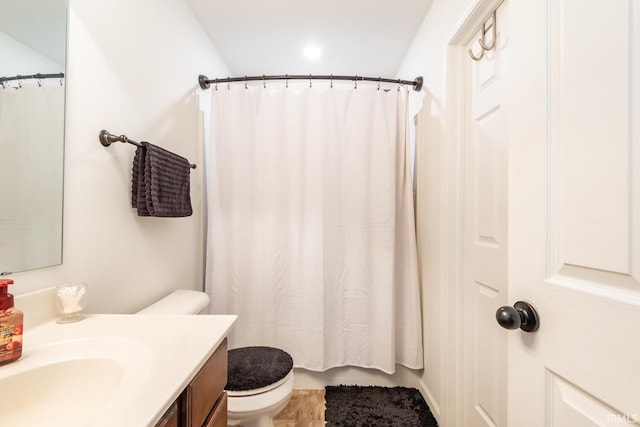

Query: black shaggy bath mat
left=325, top=385, right=438, bottom=426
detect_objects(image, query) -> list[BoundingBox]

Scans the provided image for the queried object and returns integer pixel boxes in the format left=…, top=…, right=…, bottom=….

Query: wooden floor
left=273, top=389, right=326, bottom=426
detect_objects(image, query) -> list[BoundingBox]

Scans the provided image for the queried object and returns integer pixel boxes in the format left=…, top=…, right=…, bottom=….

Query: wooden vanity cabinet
left=155, top=401, right=179, bottom=427
left=155, top=339, right=228, bottom=427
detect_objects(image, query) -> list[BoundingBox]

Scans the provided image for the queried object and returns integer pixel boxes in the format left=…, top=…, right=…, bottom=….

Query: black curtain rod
left=99, top=130, right=196, bottom=169
left=0, top=73, right=64, bottom=84
left=199, top=74, right=423, bottom=92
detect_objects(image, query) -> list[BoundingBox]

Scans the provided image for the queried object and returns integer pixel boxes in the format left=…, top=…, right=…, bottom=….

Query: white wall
left=0, top=32, right=63, bottom=76
left=397, top=0, right=477, bottom=424
left=11, top=0, right=230, bottom=314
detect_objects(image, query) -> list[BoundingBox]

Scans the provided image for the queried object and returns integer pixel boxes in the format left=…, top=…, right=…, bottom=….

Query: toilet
left=137, top=289, right=295, bottom=427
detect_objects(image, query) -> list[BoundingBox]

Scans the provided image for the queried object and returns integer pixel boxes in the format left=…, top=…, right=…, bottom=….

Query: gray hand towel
left=131, top=142, right=192, bottom=217
left=132, top=146, right=151, bottom=216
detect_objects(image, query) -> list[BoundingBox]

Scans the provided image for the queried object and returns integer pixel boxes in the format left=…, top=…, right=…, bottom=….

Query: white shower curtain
left=0, top=82, right=64, bottom=271
left=205, top=83, right=423, bottom=373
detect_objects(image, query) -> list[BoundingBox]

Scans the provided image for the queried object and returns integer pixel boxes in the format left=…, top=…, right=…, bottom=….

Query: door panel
left=548, top=373, right=639, bottom=426
left=508, top=0, right=640, bottom=424
left=545, top=1, right=640, bottom=417
left=552, top=0, right=634, bottom=275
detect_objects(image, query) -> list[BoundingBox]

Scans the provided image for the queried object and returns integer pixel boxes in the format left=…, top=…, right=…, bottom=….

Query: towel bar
left=99, top=130, right=196, bottom=169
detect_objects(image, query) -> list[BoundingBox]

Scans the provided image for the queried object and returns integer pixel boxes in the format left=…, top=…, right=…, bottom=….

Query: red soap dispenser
left=0, top=279, right=23, bottom=364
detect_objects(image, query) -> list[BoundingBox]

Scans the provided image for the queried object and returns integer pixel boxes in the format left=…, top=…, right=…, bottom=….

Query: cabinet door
left=203, top=393, right=227, bottom=427
left=155, top=401, right=179, bottom=427
left=182, top=339, right=228, bottom=427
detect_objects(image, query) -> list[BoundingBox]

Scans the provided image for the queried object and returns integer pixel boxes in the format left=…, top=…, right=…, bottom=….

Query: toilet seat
left=226, top=346, right=294, bottom=394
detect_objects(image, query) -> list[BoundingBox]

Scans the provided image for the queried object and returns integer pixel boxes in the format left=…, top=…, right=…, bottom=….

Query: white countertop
left=0, top=313, right=236, bottom=427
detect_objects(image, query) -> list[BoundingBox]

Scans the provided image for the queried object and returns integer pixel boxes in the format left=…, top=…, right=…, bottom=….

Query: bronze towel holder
left=99, top=130, right=196, bottom=169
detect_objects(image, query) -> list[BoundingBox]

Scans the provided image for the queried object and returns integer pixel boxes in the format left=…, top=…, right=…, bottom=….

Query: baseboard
left=417, top=377, right=442, bottom=426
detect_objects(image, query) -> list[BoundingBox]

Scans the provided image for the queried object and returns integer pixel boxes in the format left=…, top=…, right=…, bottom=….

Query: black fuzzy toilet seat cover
left=226, top=346, right=293, bottom=391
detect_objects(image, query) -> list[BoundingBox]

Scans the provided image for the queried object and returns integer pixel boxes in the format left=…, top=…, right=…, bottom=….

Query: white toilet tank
left=137, top=289, right=210, bottom=315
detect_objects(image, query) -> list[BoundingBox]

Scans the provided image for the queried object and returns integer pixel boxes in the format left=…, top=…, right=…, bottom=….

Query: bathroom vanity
left=0, top=288, right=236, bottom=427
left=155, top=338, right=228, bottom=427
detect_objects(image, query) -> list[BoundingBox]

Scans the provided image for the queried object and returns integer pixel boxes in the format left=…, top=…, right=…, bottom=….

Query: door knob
left=495, top=301, right=539, bottom=332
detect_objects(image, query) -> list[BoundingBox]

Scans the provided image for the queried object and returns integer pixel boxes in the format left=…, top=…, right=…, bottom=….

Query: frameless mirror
left=0, top=0, right=67, bottom=274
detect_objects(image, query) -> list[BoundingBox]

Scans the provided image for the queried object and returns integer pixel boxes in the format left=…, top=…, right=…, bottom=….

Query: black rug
left=325, top=385, right=438, bottom=427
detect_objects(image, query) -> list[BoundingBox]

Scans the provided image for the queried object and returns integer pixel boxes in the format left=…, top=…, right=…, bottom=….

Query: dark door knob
left=495, top=301, right=539, bottom=332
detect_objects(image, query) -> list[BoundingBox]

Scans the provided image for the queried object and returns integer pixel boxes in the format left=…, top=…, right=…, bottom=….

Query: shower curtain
left=205, top=83, right=423, bottom=373
left=0, top=82, right=64, bottom=270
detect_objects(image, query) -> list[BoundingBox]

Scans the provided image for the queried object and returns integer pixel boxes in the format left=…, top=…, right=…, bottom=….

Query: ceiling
left=186, top=0, right=432, bottom=79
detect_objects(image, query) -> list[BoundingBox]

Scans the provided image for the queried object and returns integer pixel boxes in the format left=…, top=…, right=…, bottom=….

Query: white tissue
left=56, top=284, right=86, bottom=314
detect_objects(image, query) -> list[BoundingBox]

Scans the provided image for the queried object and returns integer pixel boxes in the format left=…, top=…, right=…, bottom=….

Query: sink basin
left=0, top=358, right=124, bottom=426
left=0, top=336, right=152, bottom=427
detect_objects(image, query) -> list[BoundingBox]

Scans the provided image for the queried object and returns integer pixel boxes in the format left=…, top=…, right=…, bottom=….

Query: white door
left=507, top=0, right=640, bottom=424
left=463, top=2, right=508, bottom=426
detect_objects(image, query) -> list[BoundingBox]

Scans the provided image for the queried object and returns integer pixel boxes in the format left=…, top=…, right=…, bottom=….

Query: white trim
left=442, top=41, right=466, bottom=427
left=418, top=377, right=442, bottom=425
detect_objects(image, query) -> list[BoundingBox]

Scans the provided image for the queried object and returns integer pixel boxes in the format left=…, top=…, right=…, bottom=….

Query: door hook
left=478, top=11, right=496, bottom=51
left=468, top=45, right=484, bottom=61
left=468, top=10, right=496, bottom=61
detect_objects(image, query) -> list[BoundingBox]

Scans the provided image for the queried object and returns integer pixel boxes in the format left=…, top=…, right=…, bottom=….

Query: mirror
left=0, top=0, right=67, bottom=274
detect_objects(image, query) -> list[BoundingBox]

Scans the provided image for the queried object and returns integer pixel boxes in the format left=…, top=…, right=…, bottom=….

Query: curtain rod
left=198, top=74, right=423, bottom=92
left=0, top=73, right=64, bottom=84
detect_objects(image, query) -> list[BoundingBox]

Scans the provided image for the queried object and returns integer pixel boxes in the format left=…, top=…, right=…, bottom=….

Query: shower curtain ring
left=378, top=77, right=381, bottom=90
left=309, top=74, right=312, bottom=88
left=227, top=77, right=231, bottom=90
left=354, top=75, right=358, bottom=90
left=244, top=76, right=248, bottom=90
left=285, top=74, right=289, bottom=88
left=263, top=75, right=266, bottom=89
left=330, top=74, right=333, bottom=88
left=397, top=79, right=401, bottom=91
